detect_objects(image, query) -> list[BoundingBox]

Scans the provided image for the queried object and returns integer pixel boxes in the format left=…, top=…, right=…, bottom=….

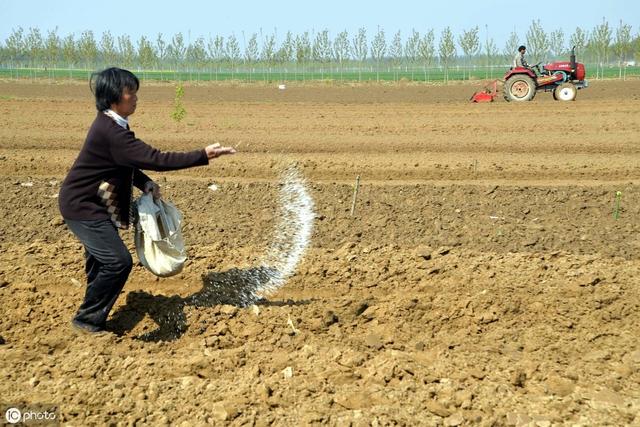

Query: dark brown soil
left=0, top=79, right=638, bottom=425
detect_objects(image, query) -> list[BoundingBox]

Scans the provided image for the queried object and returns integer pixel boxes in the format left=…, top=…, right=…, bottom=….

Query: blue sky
left=1, top=0, right=638, bottom=48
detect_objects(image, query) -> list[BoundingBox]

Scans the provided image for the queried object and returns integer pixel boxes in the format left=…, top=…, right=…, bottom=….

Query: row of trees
left=1, top=19, right=638, bottom=81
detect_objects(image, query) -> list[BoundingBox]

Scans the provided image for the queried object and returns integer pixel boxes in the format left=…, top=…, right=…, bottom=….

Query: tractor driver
left=514, top=45, right=529, bottom=69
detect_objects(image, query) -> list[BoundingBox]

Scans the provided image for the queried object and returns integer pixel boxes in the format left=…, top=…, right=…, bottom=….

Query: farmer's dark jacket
left=59, top=112, right=208, bottom=228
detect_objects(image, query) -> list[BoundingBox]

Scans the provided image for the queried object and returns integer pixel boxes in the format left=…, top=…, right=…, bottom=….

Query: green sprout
left=613, top=191, right=622, bottom=220
left=171, top=83, right=186, bottom=123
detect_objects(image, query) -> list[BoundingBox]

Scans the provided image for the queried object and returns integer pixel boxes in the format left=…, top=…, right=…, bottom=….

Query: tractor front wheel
left=553, top=83, right=577, bottom=101
left=504, top=75, right=536, bottom=102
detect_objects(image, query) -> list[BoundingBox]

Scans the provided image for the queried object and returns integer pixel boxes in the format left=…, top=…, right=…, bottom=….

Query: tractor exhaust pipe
left=570, top=45, right=577, bottom=77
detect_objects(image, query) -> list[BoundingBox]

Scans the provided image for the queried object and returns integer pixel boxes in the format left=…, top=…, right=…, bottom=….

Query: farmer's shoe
left=71, top=318, right=108, bottom=336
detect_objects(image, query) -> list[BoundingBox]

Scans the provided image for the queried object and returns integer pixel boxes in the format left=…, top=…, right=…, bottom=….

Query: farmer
left=513, top=45, right=529, bottom=69
left=58, top=67, right=236, bottom=335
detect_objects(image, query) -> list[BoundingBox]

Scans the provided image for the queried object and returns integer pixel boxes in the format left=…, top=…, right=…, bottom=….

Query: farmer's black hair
left=518, top=45, right=526, bottom=52
left=90, top=67, right=139, bottom=111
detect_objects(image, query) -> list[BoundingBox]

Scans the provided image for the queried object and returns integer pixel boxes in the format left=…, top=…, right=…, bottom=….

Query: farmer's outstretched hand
left=205, top=143, right=236, bottom=159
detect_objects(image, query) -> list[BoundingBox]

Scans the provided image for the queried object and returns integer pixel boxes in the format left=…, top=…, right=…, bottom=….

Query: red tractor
left=503, top=46, right=588, bottom=102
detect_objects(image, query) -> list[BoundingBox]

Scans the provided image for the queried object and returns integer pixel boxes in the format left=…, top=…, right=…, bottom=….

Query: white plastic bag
left=134, top=193, right=187, bottom=277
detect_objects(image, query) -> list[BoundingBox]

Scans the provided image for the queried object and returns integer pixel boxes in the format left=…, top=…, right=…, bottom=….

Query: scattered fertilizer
left=194, top=164, right=314, bottom=307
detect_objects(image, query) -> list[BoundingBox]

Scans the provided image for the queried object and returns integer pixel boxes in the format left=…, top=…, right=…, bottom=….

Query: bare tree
left=243, top=33, right=258, bottom=81
left=333, top=30, right=350, bottom=80
left=613, top=20, right=632, bottom=79
left=100, top=31, right=117, bottom=67
left=312, top=29, right=331, bottom=78
left=207, top=35, right=225, bottom=66
left=138, top=36, right=157, bottom=75
left=418, top=29, right=435, bottom=81
left=370, top=26, right=387, bottom=81
left=11, top=24, right=630, bottom=83
left=294, top=32, right=310, bottom=64
left=388, top=30, right=403, bottom=80
left=312, top=29, right=331, bottom=63
left=168, top=33, right=186, bottom=72
left=206, top=35, right=224, bottom=79
left=62, top=34, right=77, bottom=73
left=245, top=33, right=258, bottom=64
left=117, top=34, right=135, bottom=69
left=405, top=29, right=420, bottom=79
left=278, top=31, right=294, bottom=64
left=261, top=31, right=276, bottom=79
left=5, top=27, right=25, bottom=68
left=484, top=33, right=497, bottom=78
left=260, top=29, right=274, bottom=63
left=78, top=30, right=98, bottom=69
left=504, top=29, right=519, bottom=64
left=439, top=27, right=456, bottom=83
left=526, top=19, right=549, bottom=63
left=569, top=27, right=588, bottom=59
left=156, top=34, right=167, bottom=71
left=25, top=27, right=44, bottom=68
left=351, top=27, right=367, bottom=81
left=549, top=29, right=565, bottom=58
left=459, top=26, right=479, bottom=79
left=294, top=32, right=310, bottom=80
left=186, top=36, right=207, bottom=79
left=590, top=18, right=611, bottom=79
left=226, top=33, right=241, bottom=77
left=45, top=28, right=61, bottom=71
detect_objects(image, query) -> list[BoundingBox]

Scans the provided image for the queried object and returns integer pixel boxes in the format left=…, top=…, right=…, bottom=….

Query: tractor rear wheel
left=504, top=75, right=536, bottom=102
left=554, top=82, right=577, bottom=101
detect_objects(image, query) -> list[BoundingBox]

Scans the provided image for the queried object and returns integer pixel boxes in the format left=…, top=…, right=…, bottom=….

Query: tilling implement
left=470, top=80, right=499, bottom=103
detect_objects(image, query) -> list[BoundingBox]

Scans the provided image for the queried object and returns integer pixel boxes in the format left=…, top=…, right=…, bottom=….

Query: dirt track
left=0, top=79, right=639, bottom=426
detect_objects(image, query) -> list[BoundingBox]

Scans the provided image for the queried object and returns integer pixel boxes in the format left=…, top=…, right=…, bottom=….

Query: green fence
left=1, top=65, right=638, bottom=83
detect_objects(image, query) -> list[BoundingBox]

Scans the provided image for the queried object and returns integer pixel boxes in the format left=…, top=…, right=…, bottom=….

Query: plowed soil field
left=1, top=79, right=639, bottom=426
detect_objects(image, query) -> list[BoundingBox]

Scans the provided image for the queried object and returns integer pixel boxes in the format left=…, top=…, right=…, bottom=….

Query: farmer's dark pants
left=64, top=219, right=133, bottom=328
